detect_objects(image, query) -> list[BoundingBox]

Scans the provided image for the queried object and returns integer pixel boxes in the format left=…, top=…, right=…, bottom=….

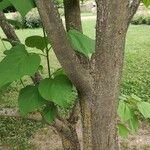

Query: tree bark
left=63, top=0, right=82, bottom=32
left=54, top=120, right=81, bottom=150
left=79, top=93, right=93, bottom=150
left=0, top=12, right=19, bottom=45
left=36, top=0, right=140, bottom=149
left=63, top=1, right=93, bottom=149
left=90, top=0, right=129, bottom=149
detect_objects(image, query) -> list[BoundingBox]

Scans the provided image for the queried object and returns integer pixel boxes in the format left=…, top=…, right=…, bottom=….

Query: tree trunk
left=90, top=1, right=129, bottom=149
left=63, top=0, right=82, bottom=32
left=79, top=93, right=93, bottom=150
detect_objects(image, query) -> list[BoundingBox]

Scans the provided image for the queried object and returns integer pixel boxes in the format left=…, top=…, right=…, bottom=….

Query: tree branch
left=0, top=12, right=19, bottom=46
left=63, top=0, right=82, bottom=32
left=0, top=108, right=42, bottom=121
left=36, top=0, right=92, bottom=93
left=128, top=0, right=140, bottom=23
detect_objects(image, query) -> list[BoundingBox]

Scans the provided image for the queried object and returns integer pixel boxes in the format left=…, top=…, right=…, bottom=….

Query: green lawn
left=0, top=20, right=150, bottom=149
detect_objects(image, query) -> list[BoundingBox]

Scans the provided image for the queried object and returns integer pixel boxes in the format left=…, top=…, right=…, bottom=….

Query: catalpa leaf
left=0, top=44, right=40, bottom=88
left=9, top=0, right=35, bottom=17
left=42, top=105, right=57, bottom=123
left=7, top=19, right=23, bottom=29
left=67, top=29, right=95, bottom=57
left=118, top=123, right=129, bottom=138
left=38, top=75, right=76, bottom=108
left=0, top=0, right=12, bottom=11
left=18, top=85, right=46, bottom=116
left=117, top=100, right=133, bottom=122
left=52, top=68, right=65, bottom=78
left=128, top=115, right=139, bottom=132
left=25, top=36, right=49, bottom=51
left=142, top=0, right=150, bottom=7
left=137, top=102, right=150, bottom=118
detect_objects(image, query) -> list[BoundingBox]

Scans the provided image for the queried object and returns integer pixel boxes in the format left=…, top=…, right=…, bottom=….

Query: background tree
left=0, top=0, right=150, bottom=150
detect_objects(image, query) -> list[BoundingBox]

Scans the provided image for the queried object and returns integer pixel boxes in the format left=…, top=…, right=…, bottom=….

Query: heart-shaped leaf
left=0, top=44, right=40, bottom=88
left=25, top=36, right=49, bottom=51
left=18, top=85, right=46, bottom=116
left=38, top=75, right=76, bottom=108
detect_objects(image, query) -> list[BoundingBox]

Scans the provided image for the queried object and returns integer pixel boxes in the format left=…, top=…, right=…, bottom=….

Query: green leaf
left=128, top=115, right=139, bottom=132
left=137, top=102, right=150, bottom=118
left=38, top=75, right=76, bottom=108
left=25, top=36, right=49, bottom=51
left=18, top=85, right=46, bottom=116
left=0, top=0, right=12, bottom=11
left=131, top=94, right=142, bottom=102
left=0, top=44, right=40, bottom=88
left=142, top=0, right=150, bottom=7
left=2, top=38, right=19, bottom=46
left=9, top=0, right=35, bottom=17
left=67, top=29, right=95, bottom=57
left=118, top=123, right=129, bottom=138
left=52, top=68, right=65, bottom=78
left=7, top=19, right=23, bottom=29
left=117, top=100, right=132, bottom=122
left=42, top=105, right=57, bottom=123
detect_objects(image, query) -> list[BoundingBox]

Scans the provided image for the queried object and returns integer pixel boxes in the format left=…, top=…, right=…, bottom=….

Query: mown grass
left=0, top=19, right=150, bottom=149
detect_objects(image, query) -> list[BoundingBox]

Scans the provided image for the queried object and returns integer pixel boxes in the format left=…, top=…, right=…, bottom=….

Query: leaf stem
left=42, top=27, right=51, bottom=78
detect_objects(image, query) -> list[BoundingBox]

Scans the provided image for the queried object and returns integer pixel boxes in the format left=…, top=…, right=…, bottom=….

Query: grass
left=0, top=19, right=150, bottom=149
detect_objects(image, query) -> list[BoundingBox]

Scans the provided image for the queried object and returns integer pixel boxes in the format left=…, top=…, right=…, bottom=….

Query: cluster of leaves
left=0, top=17, right=95, bottom=124
left=117, top=94, right=150, bottom=138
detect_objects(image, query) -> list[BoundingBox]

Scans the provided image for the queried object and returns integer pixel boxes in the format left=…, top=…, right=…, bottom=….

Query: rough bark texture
left=90, top=0, right=131, bottom=149
left=79, top=93, right=93, bottom=150
left=36, top=0, right=140, bottom=149
left=54, top=120, right=81, bottom=150
left=63, top=1, right=93, bottom=149
left=63, top=0, right=82, bottom=32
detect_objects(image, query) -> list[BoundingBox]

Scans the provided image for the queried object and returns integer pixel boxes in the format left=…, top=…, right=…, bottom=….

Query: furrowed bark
left=36, top=0, right=92, bottom=93
left=91, top=0, right=129, bottom=149
left=63, top=0, right=82, bottom=32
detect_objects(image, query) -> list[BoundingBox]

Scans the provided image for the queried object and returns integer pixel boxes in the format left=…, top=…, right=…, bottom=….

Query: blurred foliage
left=0, top=117, right=44, bottom=150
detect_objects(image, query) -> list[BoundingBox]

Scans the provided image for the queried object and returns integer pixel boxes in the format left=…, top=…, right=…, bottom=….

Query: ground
left=0, top=16, right=150, bottom=149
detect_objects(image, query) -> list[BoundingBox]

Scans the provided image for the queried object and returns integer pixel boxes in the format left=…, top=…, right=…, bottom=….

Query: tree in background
left=0, top=0, right=150, bottom=150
